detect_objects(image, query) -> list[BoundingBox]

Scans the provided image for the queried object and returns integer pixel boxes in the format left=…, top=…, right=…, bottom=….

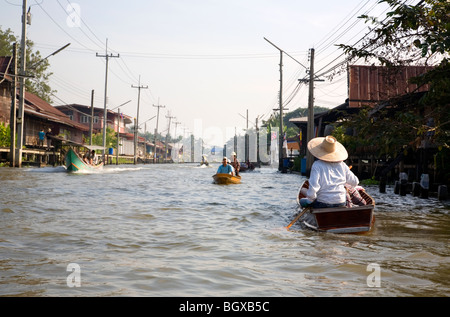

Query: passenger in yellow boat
left=230, top=151, right=240, bottom=176
left=217, top=157, right=235, bottom=176
left=299, top=136, right=359, bottom=209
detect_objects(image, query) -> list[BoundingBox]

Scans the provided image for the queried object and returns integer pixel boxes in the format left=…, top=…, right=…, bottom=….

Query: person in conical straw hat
left=300, top=135, right=359, bottom=209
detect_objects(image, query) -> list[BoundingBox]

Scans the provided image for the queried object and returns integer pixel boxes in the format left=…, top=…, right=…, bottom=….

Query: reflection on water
left=0, top=164, right=449, bottom=296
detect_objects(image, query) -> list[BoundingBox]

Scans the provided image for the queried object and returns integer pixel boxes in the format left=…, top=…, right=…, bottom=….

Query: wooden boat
left=212, top=173, right=241, bottom=184
left=65, top=147, right=104, bottom=172
left=239, top=161, right=255, bottom=172
left=296, top=180, right=375, bottom=233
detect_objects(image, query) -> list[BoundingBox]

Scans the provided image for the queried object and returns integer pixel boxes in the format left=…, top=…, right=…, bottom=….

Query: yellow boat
left=212, top=173, right=241, bottom=184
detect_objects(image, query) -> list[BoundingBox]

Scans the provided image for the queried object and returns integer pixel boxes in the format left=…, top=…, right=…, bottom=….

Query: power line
left=55, top=0, right=104, bottom=50
left=96, top=39, right=119, bottom=156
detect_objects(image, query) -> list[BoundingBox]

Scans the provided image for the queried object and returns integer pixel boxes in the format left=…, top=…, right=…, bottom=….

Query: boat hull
left=304, top=205, right=375, bottom=233
left=212, top=173, right=241, bottom=184
left=297, top=180, right=375, bottom=233
left=65, top=148, right=103, bottom=172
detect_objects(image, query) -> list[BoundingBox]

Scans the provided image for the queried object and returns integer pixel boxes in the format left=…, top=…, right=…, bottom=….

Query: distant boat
left=296, top=180, right=375, bottom=234
left=65, top=147, right=103, bottom=172
left=238, top=161, right=255, bottom=172
left=212, top=173, right=241, bottom=184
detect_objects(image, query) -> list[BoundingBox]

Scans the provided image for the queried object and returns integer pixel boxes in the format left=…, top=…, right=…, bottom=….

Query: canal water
left=0, top=164, right=449, bottom=297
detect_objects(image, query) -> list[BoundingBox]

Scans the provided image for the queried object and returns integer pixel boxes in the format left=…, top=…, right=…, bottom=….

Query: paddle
left=285, top=206, right=311, bottom=231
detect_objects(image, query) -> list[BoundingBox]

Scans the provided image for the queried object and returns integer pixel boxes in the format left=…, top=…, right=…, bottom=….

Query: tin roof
left=55, top=104, right=134, bottom=125
left=0, top=56, right=12, bottom=81
left=23, top=91, right=89, bottom=131
left=348, top=65, right=432, bottom=108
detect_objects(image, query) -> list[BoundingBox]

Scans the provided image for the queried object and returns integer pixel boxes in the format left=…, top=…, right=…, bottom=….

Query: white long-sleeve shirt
left=306, top=160, right=359, bottom=204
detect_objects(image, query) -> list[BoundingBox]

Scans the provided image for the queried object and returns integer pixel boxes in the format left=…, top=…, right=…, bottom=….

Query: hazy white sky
left=1, top=0, right=391, bottom=146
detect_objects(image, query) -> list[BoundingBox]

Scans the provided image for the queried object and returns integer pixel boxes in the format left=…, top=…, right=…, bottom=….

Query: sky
left=1, top=0, right=392, bottom=147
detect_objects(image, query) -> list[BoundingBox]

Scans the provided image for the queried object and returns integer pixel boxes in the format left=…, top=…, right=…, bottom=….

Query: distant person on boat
left=201, top=155, right=209, bottom=166
left=90, top=150, right=98, bottom=165
left=230, top=152, right=240, bottom=176
left=217, top=157, right=235, bottom=176
left=300, top=135, right=359, bottom=209
left=83, top=150, right=97, bottom=165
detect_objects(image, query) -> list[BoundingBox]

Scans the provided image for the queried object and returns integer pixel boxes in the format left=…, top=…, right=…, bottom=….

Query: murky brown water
left=0, top=164, right=449, bottom=297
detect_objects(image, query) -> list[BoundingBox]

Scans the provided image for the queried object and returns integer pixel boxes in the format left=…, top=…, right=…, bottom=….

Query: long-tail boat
left=212, top=173, right=241, bottom=184
left=65, top=147, right=104, bottom=172
left=296, top=180, right=375, bottom=233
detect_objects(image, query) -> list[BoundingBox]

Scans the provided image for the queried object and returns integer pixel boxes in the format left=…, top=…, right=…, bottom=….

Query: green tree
left=0, top=123, right=11, bottom=147
left=90, top=128, right=118, bottom=150
left=263, top=106, right=329, bottom=138
left=0, top=26, right=55, bottom=103
left=333, top=0, right=449, bottom=183
left=336, top=0, right=449, bottom=153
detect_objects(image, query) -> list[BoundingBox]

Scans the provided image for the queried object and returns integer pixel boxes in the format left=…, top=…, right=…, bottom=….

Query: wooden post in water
left=438, top=185, right=448, bottom=201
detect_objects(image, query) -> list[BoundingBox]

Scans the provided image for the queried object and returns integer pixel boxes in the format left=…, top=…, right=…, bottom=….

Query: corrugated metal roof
left=0, top=56, right=12, bottom=81
left=348, top=65, right=432, bottom=108
left=23, top=91, right=89, bottom=131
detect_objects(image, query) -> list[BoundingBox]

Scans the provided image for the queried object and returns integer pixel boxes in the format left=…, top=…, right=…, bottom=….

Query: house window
left=81, top=115, right=89, bottom=123
left=94, top=116, right=99, bottom=124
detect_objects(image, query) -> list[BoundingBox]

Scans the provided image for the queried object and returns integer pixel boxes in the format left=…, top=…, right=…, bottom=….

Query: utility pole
left=131, top=76, right=148, bottom=164
left=116, top=108, right=120, bottom=165
left=164, top=113, right=175, bottom=162
left=173, top=121, right=181, bottom=163
left=16, top=0, right=28, bottom=167
left=96, top=39, right=119, bottom=162
left=264, top=38, right=287, bottom=172
left=89, top=89, right=94, bottom=145
left=306, top=48, right=315, bottom=175
left=298, top=48, right=323, bottom=175
left=256, top=115, right=262, bottom=166
left=278, top=51, right=285, bottom=172
left=153, top=102, right=165, bottom=163
left=245, top=109, right=251, bottom=163
left=9, top=43, right=17, bottom=167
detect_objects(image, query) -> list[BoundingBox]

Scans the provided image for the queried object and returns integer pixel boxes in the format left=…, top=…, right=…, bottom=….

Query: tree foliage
left=89, top=127, right=117, bottom=150
left=0, top=123, right=11, bottom=147
left=335, top=0, right=450, bottom=157
left=263, top=106, right=329, bottom=138
left=0, top=26, right=56, bottom=103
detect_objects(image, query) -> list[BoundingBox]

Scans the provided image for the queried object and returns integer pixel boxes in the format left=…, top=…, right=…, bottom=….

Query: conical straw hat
left=307, top=135, right=348, bottom=162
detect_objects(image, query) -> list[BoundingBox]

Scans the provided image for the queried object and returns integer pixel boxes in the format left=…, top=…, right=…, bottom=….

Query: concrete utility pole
left=173, top=121, right=181, bottom=163
left=9, top=43, right=17, bottom=167
left=153, top=102, right=165, bottom=163
left=298, top=48, right=323, bottom=175
left=96, top=39, right=119, bottom=162
left=131, top=76, right=148, bottom=164
left=16, top=0, right=28, bottom=167
left=89, top=89, right=94, bottom=145
left=116, top=108, right=120, bottom=165
left=164, top=113, right=175, bottom=162
left=245, top=109, right=249, bottom=162
left=264, top=38, right=287, bottom=172
left=306, top=48, right=315, bottom=175
left=264, top=37, right=312, bottom=172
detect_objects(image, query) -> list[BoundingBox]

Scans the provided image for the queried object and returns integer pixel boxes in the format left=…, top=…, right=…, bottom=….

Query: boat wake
left=25, top=166, right=67, bottom=173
